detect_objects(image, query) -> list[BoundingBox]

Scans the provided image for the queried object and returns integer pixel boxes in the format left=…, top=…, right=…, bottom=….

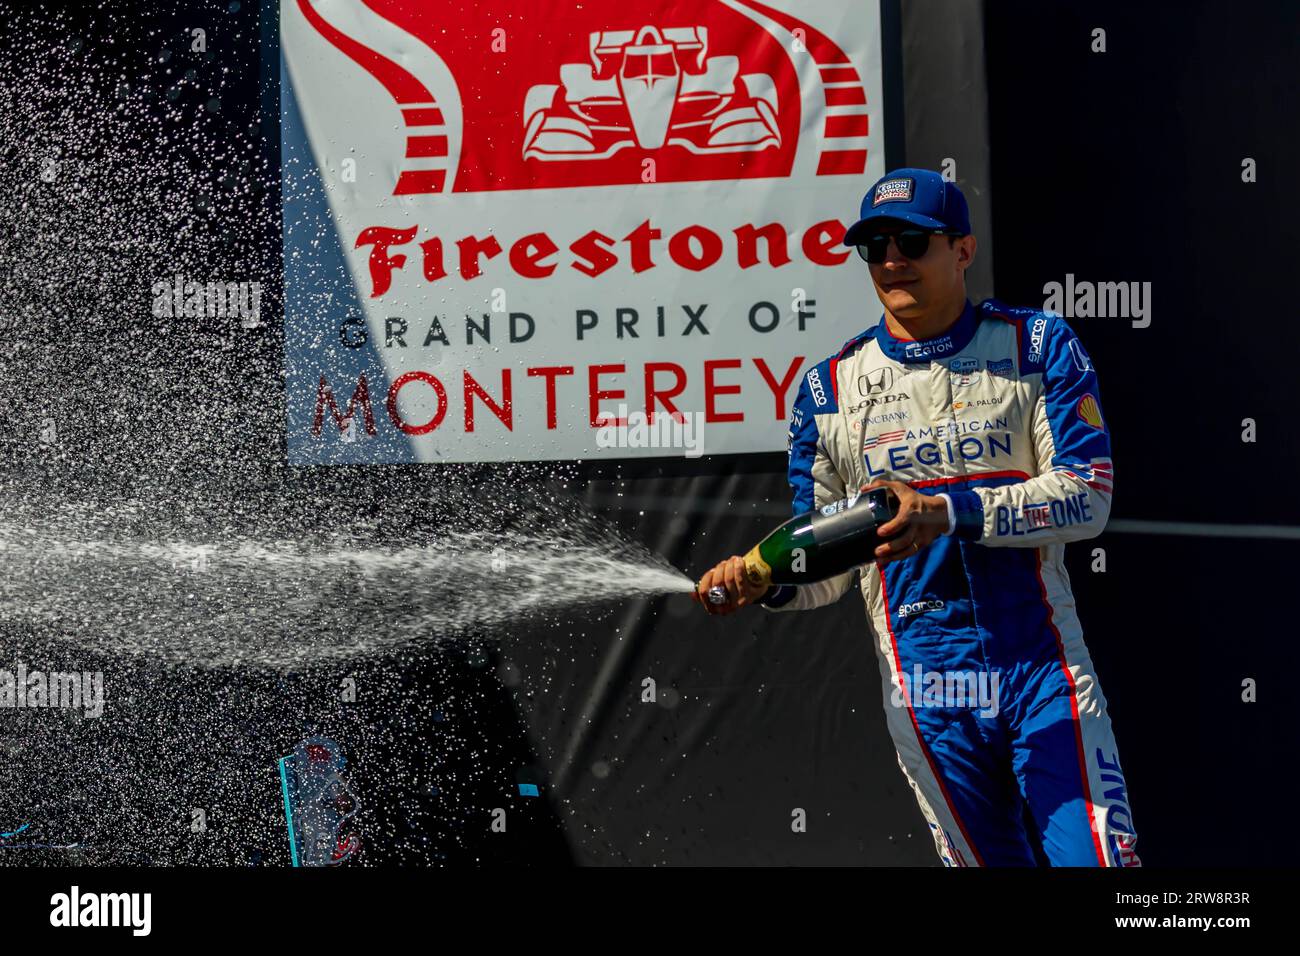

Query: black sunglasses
left=854, top=229, right=964, bottom=264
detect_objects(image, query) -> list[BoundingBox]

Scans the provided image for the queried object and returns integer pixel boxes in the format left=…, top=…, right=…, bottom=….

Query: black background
left=983, top=0, right=1299, bottom=866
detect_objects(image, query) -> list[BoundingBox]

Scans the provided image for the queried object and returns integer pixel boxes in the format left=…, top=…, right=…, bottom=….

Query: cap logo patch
left=872, top=177, right=914, bottom=206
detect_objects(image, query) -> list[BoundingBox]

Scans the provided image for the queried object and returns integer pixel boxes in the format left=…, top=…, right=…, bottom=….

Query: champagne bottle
left=742, top=487, right=900, bottom=590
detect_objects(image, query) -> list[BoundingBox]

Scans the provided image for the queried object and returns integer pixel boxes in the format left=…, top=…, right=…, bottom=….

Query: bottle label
left=743, top=545, right=772, bottom=589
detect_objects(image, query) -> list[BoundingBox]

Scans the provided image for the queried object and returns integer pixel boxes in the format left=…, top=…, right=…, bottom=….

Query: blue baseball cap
left=842, top=168, right=971, bottom=245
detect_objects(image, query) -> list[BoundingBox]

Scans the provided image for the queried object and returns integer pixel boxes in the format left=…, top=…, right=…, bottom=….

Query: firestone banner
left=281, top=0, right=887, bottom=463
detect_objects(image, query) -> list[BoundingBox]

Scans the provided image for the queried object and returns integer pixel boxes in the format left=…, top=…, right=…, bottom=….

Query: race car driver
left=692, top=168, right=1140, bottom=867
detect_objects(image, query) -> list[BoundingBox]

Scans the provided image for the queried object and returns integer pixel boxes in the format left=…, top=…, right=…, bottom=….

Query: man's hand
left=691, top=556, right=769, bottom=615
left=862, top=479, right=949, bottom=566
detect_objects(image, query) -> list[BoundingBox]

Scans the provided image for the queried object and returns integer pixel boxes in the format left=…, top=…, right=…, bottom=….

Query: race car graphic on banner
left=280, top=0, right=887, bottom=463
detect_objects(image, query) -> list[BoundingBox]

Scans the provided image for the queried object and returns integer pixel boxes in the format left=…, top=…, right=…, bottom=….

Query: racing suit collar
left=874, top=299, right=978, bottom=364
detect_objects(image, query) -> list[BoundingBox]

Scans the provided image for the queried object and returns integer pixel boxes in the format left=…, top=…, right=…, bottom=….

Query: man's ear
left=957, top=234, right=977, bottom=270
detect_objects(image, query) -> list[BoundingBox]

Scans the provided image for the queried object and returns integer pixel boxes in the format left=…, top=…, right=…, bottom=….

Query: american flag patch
left=862, top=429, right=906, bottom=450
left=1054, top=457, right=1113, bottom=494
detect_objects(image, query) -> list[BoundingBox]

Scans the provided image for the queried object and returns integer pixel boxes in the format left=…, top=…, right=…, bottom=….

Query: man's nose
left=882, top=238, right=909, bottom=267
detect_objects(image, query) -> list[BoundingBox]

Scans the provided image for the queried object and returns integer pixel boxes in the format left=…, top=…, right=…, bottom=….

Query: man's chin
left=880, top=290, right=924, bottom=317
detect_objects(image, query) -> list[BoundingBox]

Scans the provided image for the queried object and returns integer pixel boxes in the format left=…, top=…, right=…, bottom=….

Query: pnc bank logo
left=290, top=0, right=872, bottom=194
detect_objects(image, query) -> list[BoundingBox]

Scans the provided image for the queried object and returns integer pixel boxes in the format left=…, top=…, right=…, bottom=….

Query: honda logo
left=858, top=367, right=896, bottom=395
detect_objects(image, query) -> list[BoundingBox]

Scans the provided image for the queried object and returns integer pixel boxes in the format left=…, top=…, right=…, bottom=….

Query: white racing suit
left=760, top=298, right=1140, bottom=866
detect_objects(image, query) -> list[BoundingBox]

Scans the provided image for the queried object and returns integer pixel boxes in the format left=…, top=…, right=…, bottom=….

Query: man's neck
left=885, top=295, right=970, bottom=342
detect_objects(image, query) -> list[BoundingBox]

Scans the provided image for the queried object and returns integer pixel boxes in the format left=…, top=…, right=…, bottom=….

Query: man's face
left=861, top=224, right=976, bottom=319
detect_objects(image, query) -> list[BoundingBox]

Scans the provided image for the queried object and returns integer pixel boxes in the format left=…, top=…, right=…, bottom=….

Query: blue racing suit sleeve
left=946, top=314, right=1114, bottom=545
left=760, top=369, right=859, bottom=612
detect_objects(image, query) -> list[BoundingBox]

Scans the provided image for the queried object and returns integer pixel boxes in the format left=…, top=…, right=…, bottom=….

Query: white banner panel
left=281, top=0, right=887, bottom=463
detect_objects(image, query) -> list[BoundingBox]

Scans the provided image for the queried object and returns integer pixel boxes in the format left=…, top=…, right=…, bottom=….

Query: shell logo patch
left=1077, top=394, right=1104, bottom=429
